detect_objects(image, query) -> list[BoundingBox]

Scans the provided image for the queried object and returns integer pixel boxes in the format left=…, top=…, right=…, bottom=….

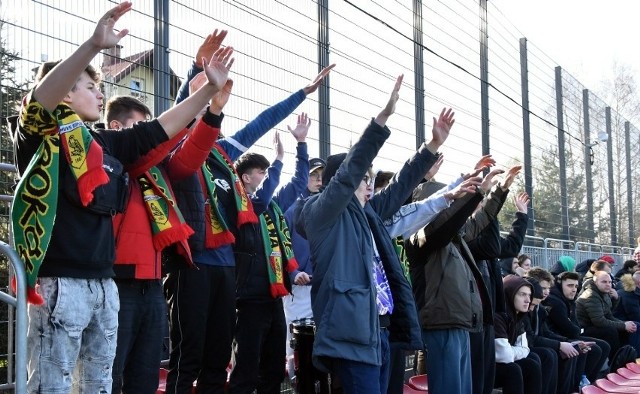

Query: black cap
left=322, top=153, right=347, bottom=187
left=309, top=157, right=326, bottom=174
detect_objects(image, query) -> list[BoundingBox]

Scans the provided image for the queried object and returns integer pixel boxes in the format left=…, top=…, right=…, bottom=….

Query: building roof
left=101, top=48, right=181, bottom=98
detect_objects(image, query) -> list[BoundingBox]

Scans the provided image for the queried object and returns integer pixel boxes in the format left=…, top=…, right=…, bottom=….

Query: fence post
left=479, top=0, right=490, bottom=158
left=413, top=0, right=426, bottom=149
left=625, top=121, right=634, bottom=247
left=519, top=37, right=534, bottom=237
left=317, top=0, right=331, bottom=160
left=606, top=107, right=617, bottom=245
left=582, top=89, right=596, bottom=243
left=554, top=67, right=570, bottom=241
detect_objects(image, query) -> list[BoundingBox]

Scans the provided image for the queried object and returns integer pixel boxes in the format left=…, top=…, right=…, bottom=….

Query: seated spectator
left=576, top=259, right=595, bottom=281
left=613, top=272, right=640, bottom=353
left=581, top=260, right=613, bottom=293
left=525, top=268, right=586, bottom=394
left=544, top=271, right=609, bottom=382
left=614, top=260, right=638, bottom=280
left=494, top=275, right=542, bottom=394
left=576, top=271, right=637, bottom=359
left=517, top=254, right=532, bottom=274
left=549, top=256, right=576, bottom=278
left=499, top=257, right=520, bottom=277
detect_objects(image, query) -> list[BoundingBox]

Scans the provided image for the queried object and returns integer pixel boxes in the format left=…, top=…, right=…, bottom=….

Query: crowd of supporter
left=9, top=3, right=640, bottom=394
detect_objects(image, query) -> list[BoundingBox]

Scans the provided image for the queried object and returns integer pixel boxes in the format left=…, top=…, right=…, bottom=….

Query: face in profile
left=513, top=285, right=531, bottom=313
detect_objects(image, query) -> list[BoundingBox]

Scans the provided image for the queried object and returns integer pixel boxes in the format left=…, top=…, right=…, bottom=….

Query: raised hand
left=374, top=74, right=403, bottom=127
left=195, top=29, right=228, bottom=68
left=424, top=154, right=444, bottom=181
left=480, top=168, right=505, bottom=193
left=202, top=46, right=234, bottom=92
left=444, top=176, right=482, bottom=201
left=274, top=131, right=284, bottom=161
left=287, top=113, right=311, bottom=143
left=431, top=108, right=455, bottom=149
left=500, top=165, right=522, bottom=191
left=90, top=2, right=132, bottom=49
left=514, top=192, right=530, bottom=214
left=474, top=154, right=496, bottom=171
left=303, top=64, right=336, bottom=95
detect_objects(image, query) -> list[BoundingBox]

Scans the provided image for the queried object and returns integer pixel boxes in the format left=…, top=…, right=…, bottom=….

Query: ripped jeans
left=27, top=277, right=120, bottom=394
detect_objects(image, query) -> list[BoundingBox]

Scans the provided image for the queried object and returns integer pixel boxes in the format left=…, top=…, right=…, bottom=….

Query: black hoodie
left=494, top=275, right=533, bottom=363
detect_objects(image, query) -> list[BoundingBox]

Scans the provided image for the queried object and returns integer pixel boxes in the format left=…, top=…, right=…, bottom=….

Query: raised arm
left=370, top=106, right=455, bottom=220
left=34, top=2, right=132, bottom=111
left=218, top=64, right=335, bottom=161
left=156, top=46, right=233, bottom=139
left=273, top=113, right=311, bottom=212
left=175, top=29, right=228, bottom=105
left=303, top=75, right=401, bottom=230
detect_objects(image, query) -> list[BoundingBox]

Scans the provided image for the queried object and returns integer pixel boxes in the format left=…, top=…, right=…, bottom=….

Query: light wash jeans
left=27, top=277, right=120, bottom=394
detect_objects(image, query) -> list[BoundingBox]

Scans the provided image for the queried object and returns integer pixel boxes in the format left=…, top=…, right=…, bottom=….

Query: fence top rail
left=543, top=238, right=576, bottom=249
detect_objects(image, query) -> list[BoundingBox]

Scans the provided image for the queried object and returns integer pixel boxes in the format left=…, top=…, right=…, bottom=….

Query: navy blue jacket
left=299, top=120, right=434, bottom=371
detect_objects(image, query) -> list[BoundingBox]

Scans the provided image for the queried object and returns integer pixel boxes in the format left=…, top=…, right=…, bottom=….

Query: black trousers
left=228, top=298, right=287, bottom=394
left=495, top=352, right=542, bottom=394
left=583, top=326, right=620, bottom=360
left=165, top=265, right=237, bottom=394
left=530, top=347, right=557, bottom=394
left=580, top=335, right=610, bottom=381
left=470, top=325, right=496, bottom=394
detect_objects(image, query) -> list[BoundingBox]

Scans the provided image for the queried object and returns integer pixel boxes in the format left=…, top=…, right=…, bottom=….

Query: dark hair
left=517, top=254, right=531, bottom=267
left=557, top=271, right=580, bottom=282
left=105, top=95, right=152, bottom=124
left=525, top=267, right=554, bottom=284
left=36, top=60, right=101, bottom=88
left=374, top=170, right=394, bottom=190
left=235, top=152, right=270, bottom=177
left=623, top=260, right=638, bottom=270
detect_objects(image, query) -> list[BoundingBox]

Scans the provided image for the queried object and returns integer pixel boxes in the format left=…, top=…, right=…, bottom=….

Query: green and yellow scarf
left=12, top=96, right=108, bottom=304
left=199, top=145, right=257, bottom=248
left=392, top=236, right=411, bottom=284
left=138, top=166, right=194, bottom=263
left=261, top=202, right=298, bottom=298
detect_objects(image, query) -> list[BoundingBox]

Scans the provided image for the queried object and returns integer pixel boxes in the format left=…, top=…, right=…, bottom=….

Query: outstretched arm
left=35, top=2, right=132, bottom=111
left=218, top=64, right=335, bottom=161
left=156, top=47, right=234, bottom=139
left=175, top=29, right=228, bottom=105
left=273, top=113, right=311, bottom=212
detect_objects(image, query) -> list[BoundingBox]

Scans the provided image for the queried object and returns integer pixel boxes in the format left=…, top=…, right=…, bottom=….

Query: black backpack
left=610, top=344, right=637, bottom=372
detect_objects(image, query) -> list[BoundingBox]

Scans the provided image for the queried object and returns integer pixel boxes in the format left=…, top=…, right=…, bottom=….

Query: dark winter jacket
left=298, top=120, right=434, bottom=371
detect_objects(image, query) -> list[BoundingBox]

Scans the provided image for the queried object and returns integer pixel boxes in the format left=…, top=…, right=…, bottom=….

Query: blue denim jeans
left=422, top=328, right=472, bottom=394
left=27, top=277, right=120, bottom=394
left=330, top=328, right=390, bottom=394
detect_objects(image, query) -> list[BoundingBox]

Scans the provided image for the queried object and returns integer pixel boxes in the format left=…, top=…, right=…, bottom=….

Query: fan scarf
left=138, top=166, right=194, bottom=262
left=392, top=236, right=411, bottom=284
left=199, top=145, right=257, bottom=248
left=12, top=97, right=109, bottom=304
left=261, top=202, right=298, bottom=298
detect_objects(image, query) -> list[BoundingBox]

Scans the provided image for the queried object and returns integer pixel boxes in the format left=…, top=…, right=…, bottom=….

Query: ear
left=109, top=120, right=122, bottom=129
left=63, top=92, right=73, bottom=104
left=241, top=172, right=251, bottom=185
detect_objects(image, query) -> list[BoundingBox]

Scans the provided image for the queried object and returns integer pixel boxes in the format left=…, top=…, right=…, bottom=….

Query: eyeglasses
left=362, top=175, right=375, bottom=186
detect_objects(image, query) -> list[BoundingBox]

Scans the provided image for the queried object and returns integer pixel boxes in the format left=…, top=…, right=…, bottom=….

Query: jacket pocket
left=325, top=279, right=372, bottom=345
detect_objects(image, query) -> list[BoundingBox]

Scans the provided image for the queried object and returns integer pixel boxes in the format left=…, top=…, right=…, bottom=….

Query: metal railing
left=0, top=242, right=27, bottom=393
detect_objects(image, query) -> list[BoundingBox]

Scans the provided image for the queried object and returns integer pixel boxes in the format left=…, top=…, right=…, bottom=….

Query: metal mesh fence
left=1, top=0, right=640, bottom=391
